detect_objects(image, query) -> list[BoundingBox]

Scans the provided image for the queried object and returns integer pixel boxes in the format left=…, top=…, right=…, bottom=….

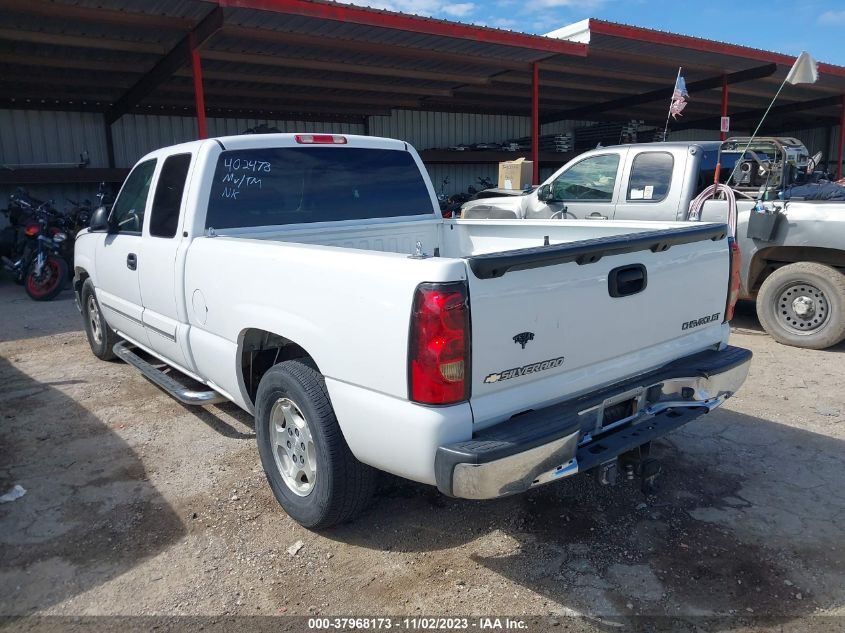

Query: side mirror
left=89, top=206, right=111, bottom=232
left=537, top=184, right=554, bottom=202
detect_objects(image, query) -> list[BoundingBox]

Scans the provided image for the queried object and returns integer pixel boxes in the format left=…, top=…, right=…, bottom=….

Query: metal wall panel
left=6, top=105, right=836, bottom=222
left=668, top=126, right=833, bottom=159
left=0, top=109, right=365, bottom=212
left=772, top=127, right=832, bottom=155
left=371, top=110, right=523, bottom=195
left=0, top=109, right=109, bottom=168
left=368, top=109, right=532, bottom=150
left=369, top=110, right=586, bottom=194
left=112, top=115, right=364, bottom=166
left=540, top=119, right=592, bottom=135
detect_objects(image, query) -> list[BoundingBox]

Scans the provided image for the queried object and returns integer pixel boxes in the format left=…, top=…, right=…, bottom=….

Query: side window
left=627, top=152, right=674, bottom=202
left=110, top=159, right=156, bottom=234
left=552, top=154, right=620, bottom=201
left=150, top=154, right=191, bottom=238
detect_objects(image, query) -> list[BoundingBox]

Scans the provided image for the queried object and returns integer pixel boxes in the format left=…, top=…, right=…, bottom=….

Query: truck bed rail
left=467, top=223, right=728, bottom=279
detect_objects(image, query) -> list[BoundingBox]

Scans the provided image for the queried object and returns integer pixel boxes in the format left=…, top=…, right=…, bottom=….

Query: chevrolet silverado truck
left=462, top=137, right=845, bottom=350
left=73, top=133, right=750, bottom=529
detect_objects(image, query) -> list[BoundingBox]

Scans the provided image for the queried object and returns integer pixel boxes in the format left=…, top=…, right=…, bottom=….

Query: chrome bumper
left=437, top=346, right=752, bottom=500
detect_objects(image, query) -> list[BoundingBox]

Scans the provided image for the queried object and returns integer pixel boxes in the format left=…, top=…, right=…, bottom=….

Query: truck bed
left=200, top=217, right=731, bottom=430
left=228, top=216, right=723, bottom=258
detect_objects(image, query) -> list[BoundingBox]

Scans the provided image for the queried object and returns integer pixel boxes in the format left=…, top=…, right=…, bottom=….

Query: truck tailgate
left=464, top=224, right=731, bottom=427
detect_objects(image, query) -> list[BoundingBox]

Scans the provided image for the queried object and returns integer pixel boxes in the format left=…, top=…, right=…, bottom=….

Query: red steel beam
left=543, top=64, right=776, bottom=124
left=721, top=74, right=729, bottom=141
left=216, top=0, right=586, bottom=57
left=532, top=62, right=539, bottom=185
left=105, top=6, right=223, bottom=124
left=190, top=35, right=207, bottom=140
left=838, top=95, right=845, bottom=180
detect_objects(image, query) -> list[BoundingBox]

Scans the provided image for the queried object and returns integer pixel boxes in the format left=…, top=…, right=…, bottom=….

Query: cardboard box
left=498, top=157, right=533, bottom=190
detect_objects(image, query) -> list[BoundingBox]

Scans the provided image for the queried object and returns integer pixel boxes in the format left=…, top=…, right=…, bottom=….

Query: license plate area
left=602, top=398, right=637, bottom=426
left=583, top=387, right=646, bottom=435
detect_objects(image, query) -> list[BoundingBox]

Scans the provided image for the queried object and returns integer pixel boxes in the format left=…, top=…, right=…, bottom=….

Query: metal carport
left=1, top=0, right=845, bottom=186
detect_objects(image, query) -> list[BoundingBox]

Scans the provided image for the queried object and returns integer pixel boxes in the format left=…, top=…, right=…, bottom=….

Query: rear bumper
left=435, top=345, right=751, bottom=499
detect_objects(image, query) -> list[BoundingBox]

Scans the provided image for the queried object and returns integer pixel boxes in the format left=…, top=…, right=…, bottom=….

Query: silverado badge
left=513, top=332, right=535, bottom=349
left=484, top=357, right=565, bottom=384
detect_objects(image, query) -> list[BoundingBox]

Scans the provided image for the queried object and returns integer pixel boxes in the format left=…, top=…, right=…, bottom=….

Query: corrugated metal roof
left=0, top=1, right=842, bottom=127
left=223, top=9, right=554, bottom=62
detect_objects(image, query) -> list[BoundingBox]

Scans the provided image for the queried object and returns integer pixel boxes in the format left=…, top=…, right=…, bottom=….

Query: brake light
left=24, top=223, right=40, bottom=237
left=724, top=237, right=741, bottom=322
left=294, top=134, right=347, bottom=145
left=408, top=282, right=470, bottom=405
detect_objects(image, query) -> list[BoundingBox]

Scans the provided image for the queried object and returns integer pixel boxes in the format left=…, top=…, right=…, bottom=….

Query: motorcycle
left=441, top=176, right=496, bottom=218
left=1, top=190, right=69, bottom=301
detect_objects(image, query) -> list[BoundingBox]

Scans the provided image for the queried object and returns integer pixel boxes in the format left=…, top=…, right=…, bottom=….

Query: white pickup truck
left=73, top=133, right=751, bottom=529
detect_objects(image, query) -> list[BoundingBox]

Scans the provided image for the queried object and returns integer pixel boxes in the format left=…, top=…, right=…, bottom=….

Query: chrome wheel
left=87, top=294, right=103, bottom=345
left=776, top=282, right=830, bottom=335
left=269, top=397, right=316, bottom=496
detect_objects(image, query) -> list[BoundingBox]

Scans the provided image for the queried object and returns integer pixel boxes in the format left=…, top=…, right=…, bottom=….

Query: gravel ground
left=1, top=280, right=844, bottom=631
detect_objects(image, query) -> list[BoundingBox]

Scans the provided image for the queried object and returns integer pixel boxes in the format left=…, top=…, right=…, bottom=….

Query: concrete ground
left=1, top=278, right=844, bottom=630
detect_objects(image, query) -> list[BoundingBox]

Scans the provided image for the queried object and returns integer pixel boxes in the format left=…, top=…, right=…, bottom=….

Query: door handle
left=608, top=264, right=647, bottom=298
left=586, top=212, right=608, bottom=220
left=126, top=253, right=137, bottom=270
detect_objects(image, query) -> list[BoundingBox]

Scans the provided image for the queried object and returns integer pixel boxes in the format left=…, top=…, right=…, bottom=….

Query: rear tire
left=757, top=262, right=845, bottom=350
left=255, top=361, right=376, bottom=529
left=81, top=279, right=119, bottom=361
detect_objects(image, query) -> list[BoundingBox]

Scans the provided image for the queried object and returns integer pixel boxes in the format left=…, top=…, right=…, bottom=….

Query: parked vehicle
left=74, top=133, right=750, bottom=528
left=441, top=176, right=496, bottom=218
left=461, top=138, right=845, bottom=350
left=1, top=189, right=69, bottom=300
left=64, top=197, right=94, bottom=236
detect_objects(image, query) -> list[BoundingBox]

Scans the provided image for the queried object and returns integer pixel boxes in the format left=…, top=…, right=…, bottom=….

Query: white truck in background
left=462, top=138, right=845, bottom=350
left=73, top=133, right=750, bottom=529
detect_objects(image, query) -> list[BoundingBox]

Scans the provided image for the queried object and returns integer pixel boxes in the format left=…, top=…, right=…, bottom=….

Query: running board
left=113, top=341, right=226, bottom=406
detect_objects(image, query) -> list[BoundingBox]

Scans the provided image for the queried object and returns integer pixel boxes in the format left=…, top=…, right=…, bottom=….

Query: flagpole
left=725, top=51, right=818, bottom=186
left=663, top=66, right=682, bottom=141
left=724, top=74, right=790, bottom=186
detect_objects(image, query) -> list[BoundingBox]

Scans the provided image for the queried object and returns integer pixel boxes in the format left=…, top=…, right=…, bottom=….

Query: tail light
left=295, top=134, right=347, bottom=145
left=408, top=281, right=470, bottom=405
left=724, top=237, right=741, bottom=322
left=24, top=223, right=40, bottom=237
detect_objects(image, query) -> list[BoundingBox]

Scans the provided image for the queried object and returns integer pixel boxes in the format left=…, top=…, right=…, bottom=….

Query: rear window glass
left=206, top=147, right=434, bottom=229
left=697, top=149, right=739, bottom=195
left=150, top=153, right=191, bottom=238
left=627, top=152, right=673, bottom=202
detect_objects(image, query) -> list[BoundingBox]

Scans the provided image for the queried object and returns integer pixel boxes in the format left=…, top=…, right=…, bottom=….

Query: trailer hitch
left=618, top=442, right=663, bottom=494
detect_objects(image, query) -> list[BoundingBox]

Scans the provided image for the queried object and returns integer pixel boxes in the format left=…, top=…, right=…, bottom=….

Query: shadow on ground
left=326, top=408, right=845, bottom=621
left=177, top=400, right=255, bottom=440
left=0, top=356, right=186, bottom=614
left=732, top=299, right=845, bottom=352
left=0, top=277, right=77, bottom=342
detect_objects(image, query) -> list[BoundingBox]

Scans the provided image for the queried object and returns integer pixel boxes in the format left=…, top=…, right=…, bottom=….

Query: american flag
left=669, top=75, right=689, bottom=119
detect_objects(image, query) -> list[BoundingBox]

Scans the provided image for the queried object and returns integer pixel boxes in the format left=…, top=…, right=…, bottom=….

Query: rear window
left=205, top=147, right=434, bottom=229
left=697, top=149, right=740, bottom=195
left=627, top=152, right=673, bottom=202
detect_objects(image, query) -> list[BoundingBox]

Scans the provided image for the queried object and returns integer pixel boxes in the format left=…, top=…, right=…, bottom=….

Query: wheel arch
left=73, top=266, right=90, bottom=295
left=747, top=246, right=845, bottom=295
left=236, top=327, right=322, bottom=410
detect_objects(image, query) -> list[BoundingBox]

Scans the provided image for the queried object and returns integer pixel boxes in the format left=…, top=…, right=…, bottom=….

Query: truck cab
left=463, top=142, right=722, bottom=222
